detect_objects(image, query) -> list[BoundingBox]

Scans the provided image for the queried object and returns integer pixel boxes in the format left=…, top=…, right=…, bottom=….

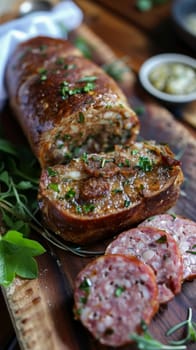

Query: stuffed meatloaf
left=38, top=142, right=183, bottom=244
left=6, top=36, right=139, bottom=168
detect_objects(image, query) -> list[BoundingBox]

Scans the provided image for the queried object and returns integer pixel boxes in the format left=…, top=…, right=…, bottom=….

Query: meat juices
left=6, top=36, right=139, bottom=168
left=105, top=226, right=183, bottom=303
left=38, top=142, right=183, bottom=244
left=74, top=254, right=159, bottom=347
left=139, top=214, right=196, bottom=280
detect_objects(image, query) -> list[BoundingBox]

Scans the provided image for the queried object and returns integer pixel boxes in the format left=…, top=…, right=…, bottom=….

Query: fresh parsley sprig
left=0, top=230, right=46, bottom=287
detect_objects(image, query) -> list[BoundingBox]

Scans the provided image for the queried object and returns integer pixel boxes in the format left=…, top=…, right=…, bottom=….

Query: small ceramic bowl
left=139, top=53, right=196, bottom=105
left=172, top=0, right=196, bottom=51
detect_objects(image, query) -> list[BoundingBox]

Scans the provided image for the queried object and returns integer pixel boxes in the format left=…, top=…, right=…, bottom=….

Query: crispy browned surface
left=6, top=36, right=139, bottom=168
left=38, top=142, right=183, bottom=244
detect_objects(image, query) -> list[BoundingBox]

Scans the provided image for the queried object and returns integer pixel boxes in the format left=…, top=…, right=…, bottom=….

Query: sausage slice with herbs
left=139, top=214, right=196, bottom=280
left=73, top=254, right=159, bottom=347
left=105, top=226, right=183, bottom=303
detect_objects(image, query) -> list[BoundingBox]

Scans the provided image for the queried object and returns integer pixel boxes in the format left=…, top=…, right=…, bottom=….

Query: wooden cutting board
left=1, top=24, right=196, bottom=350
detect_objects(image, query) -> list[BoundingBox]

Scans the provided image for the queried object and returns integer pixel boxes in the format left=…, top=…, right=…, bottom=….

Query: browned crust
left=6, top=36, right=139, bottom=167
left=39, top=167, right=183, bottom=245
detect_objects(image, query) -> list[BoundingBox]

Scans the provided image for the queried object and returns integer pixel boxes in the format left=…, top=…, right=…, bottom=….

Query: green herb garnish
left=137, top=156, right=153, bottom=172
left=65, top=188, right=76, bottom=200
left=82, top=204, right=95, bottom=213
left=48, top=183, right=59, bottom=192
left=0, top=230, right=45, bottom=287
left=156, top=235, right=167, bottom=244
left=78, top=112, right=85, bottom=123
left=78, top=76, right=97, bottom=83
left=38, top=68, right=47, bottom=81
left=186, top=244, right=196, bottom=255
left=79, top=277, right=92, bottom=293
left=114, top=285, right=126, bottom=297
left=47, top=167, right=58, bottom=177
left=124, top=199, right=131, bottom=208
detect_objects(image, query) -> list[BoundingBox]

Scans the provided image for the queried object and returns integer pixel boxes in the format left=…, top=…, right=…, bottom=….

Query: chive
left=38, top=68, right=47, bottom=81
left=81, top=153, right=88, bottom=163
left=80, top=296, right=88, bottom=304
left=186, top=245, right=196, bottom=255
left=131, top=149, right=139, bottom=155
left=114, top=285, right=125, bottom=297
left=78, top=76, right=97, bottom=83
left=137, top=156, right=153, bottom=172
left=55, top=57, right=64, bottom=65
left=47, top=168, right=58, bottom=177
left=101, top=158, right=106, bottom=168
left=83, top=82, right=95, bottom=92
left=48, top=183, right=59, bottom=192
left=124, top=199, right=131, bottom=208
left=63, top=134, right=72, bottom=141
left=78, top=112, right=85, bottom=123
left=65, top=188, right=76, bottom=200
left=79, top=277, right=92, bottom=292
left=82, top=203, right=95, bottom=213
left=156, top=235, right=167, bottom=244
left=112, top=188, right=123, bottom=194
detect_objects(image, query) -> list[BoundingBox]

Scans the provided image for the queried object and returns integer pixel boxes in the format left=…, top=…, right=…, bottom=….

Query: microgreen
left=0, top=230, right=45, bottom=287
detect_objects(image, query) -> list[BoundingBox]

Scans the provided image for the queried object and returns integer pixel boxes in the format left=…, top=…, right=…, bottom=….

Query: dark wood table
left=0, top=1, right=195, bottom=349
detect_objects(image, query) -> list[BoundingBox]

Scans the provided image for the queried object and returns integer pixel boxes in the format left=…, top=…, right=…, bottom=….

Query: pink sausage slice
left=73, top=254, right=159, bottom=347
left=139, top=214, right=196, bottom=280
left=105, top=226, right=183, bottom=304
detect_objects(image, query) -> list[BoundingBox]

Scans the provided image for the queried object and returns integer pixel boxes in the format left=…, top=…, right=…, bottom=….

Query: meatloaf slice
left=38, top=141, right=183, bottom=244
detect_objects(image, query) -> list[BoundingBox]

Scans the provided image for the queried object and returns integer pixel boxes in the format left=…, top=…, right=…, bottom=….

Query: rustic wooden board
left=0, top=15, right=196, bottom=350
left=1, top=99, right=196, bottom=350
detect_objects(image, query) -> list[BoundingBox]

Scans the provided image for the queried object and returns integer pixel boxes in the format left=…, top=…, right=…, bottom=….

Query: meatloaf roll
left=38, top=141, right=183, bottom=244
left=139, top=214, right=196, bottom=280
left=6, top=36, right=139, bottom=168
left=105, top=226, right=183, bottom=303
left=73, top=254, right=159, bottom=347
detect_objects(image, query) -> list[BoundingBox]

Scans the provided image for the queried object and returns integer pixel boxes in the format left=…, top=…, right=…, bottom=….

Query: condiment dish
left=139, top=53, right=196, bottom=105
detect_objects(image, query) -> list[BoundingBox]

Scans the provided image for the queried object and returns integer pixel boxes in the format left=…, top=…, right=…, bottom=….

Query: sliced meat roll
left=105, top=226, right=183, bottom=303
left=38, top=141, right=183, bottom=244
left=6, top=36, right=139, bottom=168
left=139, top=214, right=196, bottom=280
left=73, top=254, right=159, bottom=347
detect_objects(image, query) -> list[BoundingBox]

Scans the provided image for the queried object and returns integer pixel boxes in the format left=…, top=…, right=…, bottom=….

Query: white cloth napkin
left=0, top=0, right=83, bottom=110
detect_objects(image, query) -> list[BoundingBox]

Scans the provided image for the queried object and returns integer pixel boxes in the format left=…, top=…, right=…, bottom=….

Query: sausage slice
left=105, top=226, right=183, bottom=303
left=139, top=214, right=196, bottom=280
left=73, top=254, right=159, bottom=347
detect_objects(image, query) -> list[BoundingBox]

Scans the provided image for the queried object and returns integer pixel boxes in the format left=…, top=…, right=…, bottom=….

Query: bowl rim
left=139, top=53, right=196, bottom=103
